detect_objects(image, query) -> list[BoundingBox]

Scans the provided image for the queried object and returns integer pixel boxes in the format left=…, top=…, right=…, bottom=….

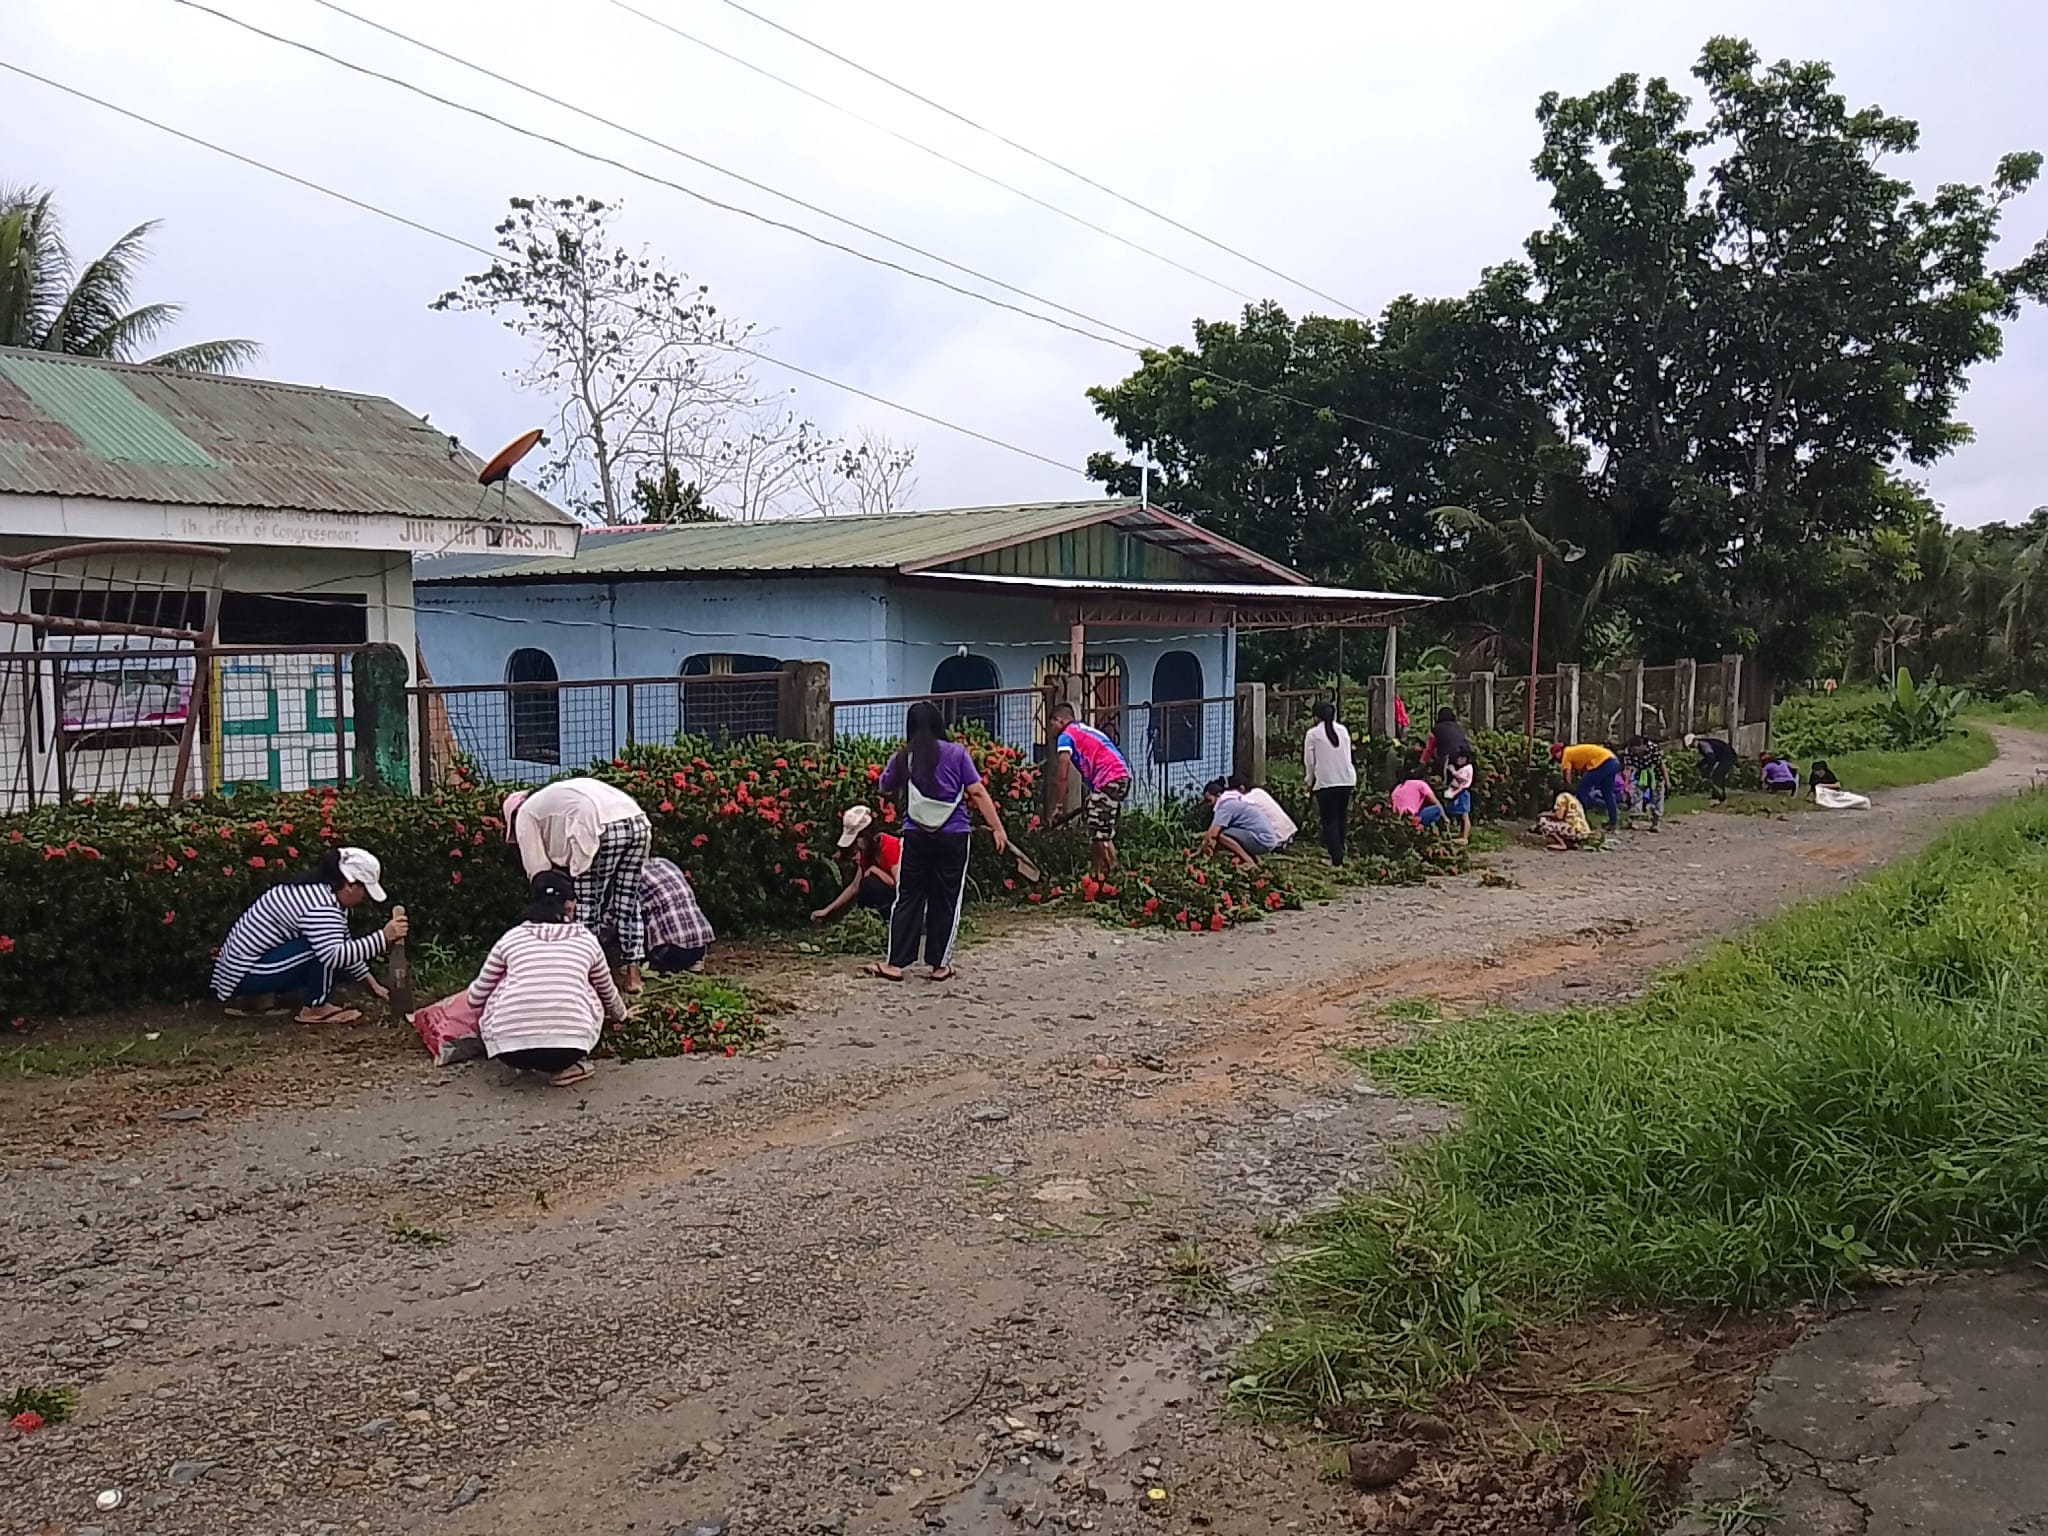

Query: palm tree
left=0, top=187, right=256, bottom=372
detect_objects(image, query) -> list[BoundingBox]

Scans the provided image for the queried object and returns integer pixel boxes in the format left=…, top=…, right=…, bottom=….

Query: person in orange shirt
left=1552, top=740, right=1623, bottom=832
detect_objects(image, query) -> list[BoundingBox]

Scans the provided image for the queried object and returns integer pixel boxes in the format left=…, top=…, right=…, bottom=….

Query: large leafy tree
left=1088, top=38, right=2048, bottom=684
left=0, top=187, right=257, bottom=372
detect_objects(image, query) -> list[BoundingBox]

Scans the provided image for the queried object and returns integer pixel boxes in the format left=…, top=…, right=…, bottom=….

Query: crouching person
left=640, top=854, right=714, bottom=974
left=210, top=847, right=405, bottom=1025
left=469, top=871, right=628, bottom=1088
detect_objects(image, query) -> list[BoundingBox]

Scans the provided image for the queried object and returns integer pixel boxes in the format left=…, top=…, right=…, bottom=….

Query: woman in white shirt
left=1302, top=701, right=1358, bottom=866
left=502, top=777, right=652, bottom=992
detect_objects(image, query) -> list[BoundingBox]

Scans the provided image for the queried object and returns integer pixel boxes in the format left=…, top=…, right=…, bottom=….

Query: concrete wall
left=413, top=574, right=1236, bottom=795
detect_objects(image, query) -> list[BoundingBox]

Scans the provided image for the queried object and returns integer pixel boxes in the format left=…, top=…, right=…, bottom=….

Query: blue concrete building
left=413, top=500, right=1421, bottom=794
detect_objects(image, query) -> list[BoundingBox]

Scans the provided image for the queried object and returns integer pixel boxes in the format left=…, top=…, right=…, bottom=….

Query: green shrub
left=1771, top=689, right=1892, bottom=757
left=1239, top=789, right=2048, bottom=1418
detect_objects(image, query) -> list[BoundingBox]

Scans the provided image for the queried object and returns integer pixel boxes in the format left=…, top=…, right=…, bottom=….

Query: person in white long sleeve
left=1302, top=701, right=1358, bottom=866
left=502, top=777, right=652, bottom=991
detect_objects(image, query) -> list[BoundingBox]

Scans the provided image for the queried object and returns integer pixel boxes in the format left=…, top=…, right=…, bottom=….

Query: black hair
left=1313, top=699, right=1340, bottom=747
left=1449, top=747, right=1473, bottom=765
left=285, top=848, right=349, bottom=889
left=1436, top=707, right=1457, bottom=725
left=1202, top=778, right=1228, bottom=799
left=891, top=699, right=949, bottom=797
left=1811, top=759, right=1837, bottom=783
left=1401, top=756, right=1424, bottom=780
left=522, top=871, right=575, bottom=926
left=1227, top=774, right=1253, bottom=793
left=1052, top=699, right=1077, bottom=721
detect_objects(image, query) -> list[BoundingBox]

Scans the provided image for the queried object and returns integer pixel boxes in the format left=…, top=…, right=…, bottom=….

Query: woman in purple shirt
left=872, top=700, right=1009, bottom=981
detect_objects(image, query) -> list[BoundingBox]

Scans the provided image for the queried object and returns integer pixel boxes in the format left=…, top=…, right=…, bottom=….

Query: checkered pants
left=574, top=815, right=651, bottom=965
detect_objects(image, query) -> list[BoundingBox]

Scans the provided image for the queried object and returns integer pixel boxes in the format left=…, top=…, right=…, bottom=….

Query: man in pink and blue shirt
left=1052, top=701, right=1133, bottom=878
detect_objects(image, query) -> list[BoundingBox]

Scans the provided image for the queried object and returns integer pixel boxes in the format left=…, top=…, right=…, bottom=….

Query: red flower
left=0, top=935, right=14, bottom=955
left=793, top=878, right=810, bottom=894
left=449, top=847, right=463, bottom=859
left=866, top=764, right=882, bottom=782
left=1003, top=878, right=1016, bottom=891
left=1142, top=897, right=1159, bottom=916
left=673, top=771, right=688, bottom=787
left=451, top=871, right=462, bottom=885
left=10, top=1411, right=43, bottom=1434
left=280, top=822, right=294, bottom=835
left=163, top=911, right=177, bottom=925
left=80, top=846, right=100, bottom=861
left=286, top=846, right=298, bottom=858
left=681, top=1036, right=695, bottom=1053
left=1210, top=912, right=1227, bottom=932
left=261, top=834, right=279, bottom=847
left=1174, top=909, right=1188, bottom=924
left=773, top=757, right=787, bottom=769
left=1027, top=892, right=1042, bottom=904
left=222, top=865, right=234, bottom=877
left=659, top=800, right=675, bottom=813
left=1265, top=892, right=1284, bottom=911
left=691, top=833, right=709, bottom=848
left=724, top=1044, right=737, bottom=1057
left=248, top=856, right=266, bottom=869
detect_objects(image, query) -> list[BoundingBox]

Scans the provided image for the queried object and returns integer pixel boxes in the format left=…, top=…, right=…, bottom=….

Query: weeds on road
left=1239, top=791, right=2048, bottom=1419
left=388, top=1215, right=450, bottom=1249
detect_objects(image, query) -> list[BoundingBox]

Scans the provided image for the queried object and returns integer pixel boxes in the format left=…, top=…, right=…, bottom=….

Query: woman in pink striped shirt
left=467, top=871, right=628, bottom=1087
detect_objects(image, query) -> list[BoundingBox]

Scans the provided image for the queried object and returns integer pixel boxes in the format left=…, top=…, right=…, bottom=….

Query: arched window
left=506, top=647, right=560, bottom=764
left=931, top=653, right=1000, bottom=735
left=1150, top=651, right=1203, bottom=764
left=680, top=652, right=782, bottom=740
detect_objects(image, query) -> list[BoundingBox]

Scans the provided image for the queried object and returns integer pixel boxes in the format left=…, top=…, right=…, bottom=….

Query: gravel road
left=5, top=730, right=2042, bottom=1536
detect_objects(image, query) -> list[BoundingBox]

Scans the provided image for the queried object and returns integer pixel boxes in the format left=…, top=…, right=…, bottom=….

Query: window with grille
left=506, top=647, right=560, bottom=764
left=1150, top=651, right=1204, bottom=763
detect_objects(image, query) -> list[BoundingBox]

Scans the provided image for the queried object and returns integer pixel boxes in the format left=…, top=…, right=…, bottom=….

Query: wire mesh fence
left=1118, top=696, right=1237, bottom=807
left=0, top=644, right=376, bottom=809
left=418, top=672, right=786, bottom=787
left=831, top=686, right=1048, bottom=752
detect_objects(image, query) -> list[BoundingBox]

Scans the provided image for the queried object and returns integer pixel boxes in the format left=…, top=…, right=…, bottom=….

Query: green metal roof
left=417, top=499, right=1306, bottom=584
left=0, top=348, right=575, bottom=527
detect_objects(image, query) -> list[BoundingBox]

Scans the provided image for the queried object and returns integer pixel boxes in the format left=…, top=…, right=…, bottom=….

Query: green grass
left=1827, top=724, right=1996, bottom=791
left=1583, top=1447, right=1659, bottom=1536
left=1237, top=790, right=2048, bottom=1419
left=2, top=1019, right=272, bottom=1079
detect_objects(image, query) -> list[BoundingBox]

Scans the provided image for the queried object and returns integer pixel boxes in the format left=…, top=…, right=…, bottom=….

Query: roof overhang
left=897, top=500, right=1308, bottom=586
left=2, top=492, right=581, bottom=558
left=900, top=571, right=1436, bottom=629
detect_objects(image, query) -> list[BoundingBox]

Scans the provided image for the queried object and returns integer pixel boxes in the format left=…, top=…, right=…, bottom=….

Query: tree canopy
left=0, top=187, right=257, bottom=373
left=1088, top=38, right=2048, bottom=686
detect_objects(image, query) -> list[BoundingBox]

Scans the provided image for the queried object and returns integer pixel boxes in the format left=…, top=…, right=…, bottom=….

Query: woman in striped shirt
left=209, top=847, right=406, bottom=1025
left=467, top=871, right=628, bottom=1088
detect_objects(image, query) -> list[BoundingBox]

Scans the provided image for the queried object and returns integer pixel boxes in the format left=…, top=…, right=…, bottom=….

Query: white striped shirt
left=210, top=881, right=384, bottom=999
left=466, top=922, right=627, bottom=1056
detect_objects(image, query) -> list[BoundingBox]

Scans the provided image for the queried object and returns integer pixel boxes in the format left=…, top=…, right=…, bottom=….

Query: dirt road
left=6, top=731, right=2044, bottom=1536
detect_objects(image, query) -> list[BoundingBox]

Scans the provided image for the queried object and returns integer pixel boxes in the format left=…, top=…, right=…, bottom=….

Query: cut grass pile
left=1239, top=790, right=2048, bottom=1418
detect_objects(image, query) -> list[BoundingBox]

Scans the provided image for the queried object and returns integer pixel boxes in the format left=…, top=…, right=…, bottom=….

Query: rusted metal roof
left=0, top=348, right=574, bottom=528
left=415, top=499, right=1305, bottom=584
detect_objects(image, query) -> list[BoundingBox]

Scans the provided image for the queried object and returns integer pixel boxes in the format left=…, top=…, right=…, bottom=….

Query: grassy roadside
left=1828, top=722, right=1997, bottom=791
left=1238, top=788, right=2048, bottom=1420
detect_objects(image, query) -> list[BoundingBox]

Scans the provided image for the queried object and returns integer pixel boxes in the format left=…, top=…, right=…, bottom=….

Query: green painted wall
left=943, top=525, right=1207, bottom=580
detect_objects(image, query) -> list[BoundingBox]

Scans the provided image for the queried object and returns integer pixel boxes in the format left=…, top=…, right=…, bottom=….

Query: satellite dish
left=477, top=429, right=543, bottom=486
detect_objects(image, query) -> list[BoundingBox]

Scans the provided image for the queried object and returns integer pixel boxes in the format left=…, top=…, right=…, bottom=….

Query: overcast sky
left=11, top=0, right=2047, bottom=527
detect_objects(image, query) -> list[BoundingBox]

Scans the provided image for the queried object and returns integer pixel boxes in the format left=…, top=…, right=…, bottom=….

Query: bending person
left=502, top=776, right=652, bottom=992
left=211, top=847, right=404, bottom=1026
left=813, top=806, right=900, bottom=925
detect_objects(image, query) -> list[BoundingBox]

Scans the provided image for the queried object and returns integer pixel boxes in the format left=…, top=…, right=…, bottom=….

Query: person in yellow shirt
left=1552, top=741, right=1623, bottom=832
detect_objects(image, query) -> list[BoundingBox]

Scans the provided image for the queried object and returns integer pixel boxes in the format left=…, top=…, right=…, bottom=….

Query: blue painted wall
left=415, top=573, right=1234, bottom=794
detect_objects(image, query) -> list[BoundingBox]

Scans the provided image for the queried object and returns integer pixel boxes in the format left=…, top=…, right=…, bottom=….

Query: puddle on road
left=929, top=1338, right=1206, bottom=1531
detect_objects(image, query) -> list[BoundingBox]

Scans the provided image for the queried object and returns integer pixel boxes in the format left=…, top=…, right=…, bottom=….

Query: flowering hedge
left=0, top=734, right=1044, bottom=1022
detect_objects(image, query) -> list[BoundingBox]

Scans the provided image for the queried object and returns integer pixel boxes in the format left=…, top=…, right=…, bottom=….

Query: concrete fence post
left=1556, top=663, right=1581, bottom=743
left=1723, top=654, right=1745, bottom=742
left=1620, top=659, right=1645, bottom=741
left=1470, top=672, right=1495, bottom=731
left=1675, top=658, right=1697, bottom=736
left=1234, top=682, right=1268, bottom=787
left=778, top=661, right=833, bottom=745
left=350, top=642, right=412, bottom=793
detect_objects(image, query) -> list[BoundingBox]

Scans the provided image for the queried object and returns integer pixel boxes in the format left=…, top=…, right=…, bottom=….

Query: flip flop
left=295, top=1006, right=361, bottom=1025
left=927, top=967, right=956, bottom=983
left=861, top=963, right=904, bottom=981
left=548, top=1061, right=595, bottom=1087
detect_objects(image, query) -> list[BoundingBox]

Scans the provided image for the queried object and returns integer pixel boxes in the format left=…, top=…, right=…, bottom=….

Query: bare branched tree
left=435, top=195, right=919, bottom=525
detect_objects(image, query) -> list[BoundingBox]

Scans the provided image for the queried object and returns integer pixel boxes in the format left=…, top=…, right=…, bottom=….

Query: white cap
left=337, top=847, right=387, bottom=902
left=837, top=805, right=875, bottom=848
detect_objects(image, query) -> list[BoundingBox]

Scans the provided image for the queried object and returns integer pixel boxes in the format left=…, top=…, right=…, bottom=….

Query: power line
left=0, top=58, right=1090, bottom=483
left=706, top=0, right=1372, bottom=319
left=164, top=0, right=1144, bottom=353
left=163, top=0, right=1539, bottom=459
left=590, top=0, right=1259, bottom=306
